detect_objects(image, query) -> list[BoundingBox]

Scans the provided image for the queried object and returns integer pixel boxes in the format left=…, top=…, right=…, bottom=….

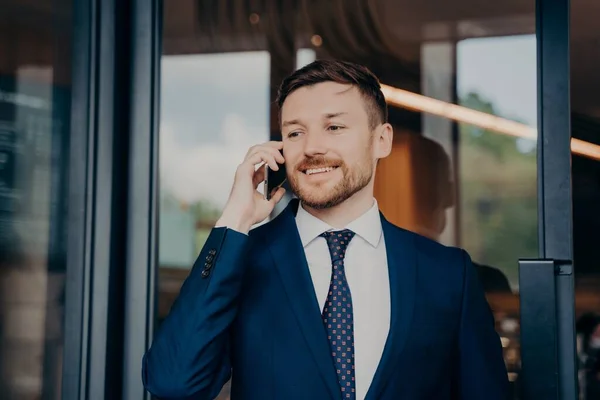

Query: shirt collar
left=295, top=199, right=383, bottom=248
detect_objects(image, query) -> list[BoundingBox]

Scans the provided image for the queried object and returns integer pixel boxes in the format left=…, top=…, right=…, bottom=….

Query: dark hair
left=276, top=59, right=388, bottom=129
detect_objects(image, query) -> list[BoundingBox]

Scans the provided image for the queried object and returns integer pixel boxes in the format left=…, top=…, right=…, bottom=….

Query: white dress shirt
left=295, top=200, right=391, bottom=400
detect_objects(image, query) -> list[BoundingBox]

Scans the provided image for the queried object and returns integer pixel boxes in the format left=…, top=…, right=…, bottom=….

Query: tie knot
left=320, top=229, right=355, bottom=262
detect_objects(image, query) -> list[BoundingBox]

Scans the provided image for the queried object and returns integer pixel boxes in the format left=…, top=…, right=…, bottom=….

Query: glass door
left=127, top=1, right=600, bottom=399
left=520, top=0, right=600, bottom=399
left=0, top=1, right=74, bottom=399
left=154, top=1, right=539, bottom=399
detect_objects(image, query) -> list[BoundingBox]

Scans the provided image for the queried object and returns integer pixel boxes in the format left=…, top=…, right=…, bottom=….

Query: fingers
left=269, top=187, right=286, bottom=204
left=244, top=151, right=279, bottom=172
left=245, top=141, right=282, bottom=158
left=265, top=141, right=284, bottom=149
left=243, top=144, right=284, bottom=171
left=245, top=142, right=284, bottom=163
left=252, top=145, right=284, bottom=164
left=236, top=141, right=285, bottom=180
left=252, top=164, right=266, bottom=187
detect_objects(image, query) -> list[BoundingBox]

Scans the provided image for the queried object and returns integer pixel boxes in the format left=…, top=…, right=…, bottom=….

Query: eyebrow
left=324, top=112, right=347, bottom=119
left=282, top=119, right=302, bottom=128
left=282, top=112, right=348, bottom=128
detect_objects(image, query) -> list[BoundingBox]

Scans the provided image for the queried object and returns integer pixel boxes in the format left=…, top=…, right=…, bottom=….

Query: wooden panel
left=374, top=130, right=454, bottom=239
left=374, top=130, right=417, bottom=231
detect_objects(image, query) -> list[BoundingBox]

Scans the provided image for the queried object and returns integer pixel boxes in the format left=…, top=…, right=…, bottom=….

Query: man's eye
left=328, top=125, right=343, bottom=131
left=288, top=131, right=300, bottom=138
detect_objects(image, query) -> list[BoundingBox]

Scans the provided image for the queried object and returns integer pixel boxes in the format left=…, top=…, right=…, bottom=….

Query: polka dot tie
left=320, top=229, right=356, bottom=400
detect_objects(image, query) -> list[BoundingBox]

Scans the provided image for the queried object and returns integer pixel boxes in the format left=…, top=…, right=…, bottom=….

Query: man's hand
left=216, top=141, right=287, bottom=234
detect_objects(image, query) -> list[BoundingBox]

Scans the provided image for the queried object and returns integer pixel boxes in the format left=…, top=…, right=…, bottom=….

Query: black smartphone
left=264, top=161, right=287, bottom=200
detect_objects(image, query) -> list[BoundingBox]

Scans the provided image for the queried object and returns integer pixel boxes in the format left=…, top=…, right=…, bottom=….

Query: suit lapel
left=267, top=200, right=340, bottom=400
left=365, top=215, right=417, bottom=400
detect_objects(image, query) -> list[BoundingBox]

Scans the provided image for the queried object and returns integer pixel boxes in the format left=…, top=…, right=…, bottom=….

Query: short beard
left=289, top=158, right=374, bottom=210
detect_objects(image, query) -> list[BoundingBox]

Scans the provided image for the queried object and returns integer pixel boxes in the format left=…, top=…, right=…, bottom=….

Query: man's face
left=280, top=82, right=392, bottom=209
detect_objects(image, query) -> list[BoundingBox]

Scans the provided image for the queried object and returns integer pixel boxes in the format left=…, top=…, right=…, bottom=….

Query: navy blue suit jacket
left=142, top=199, right=509, bottom=399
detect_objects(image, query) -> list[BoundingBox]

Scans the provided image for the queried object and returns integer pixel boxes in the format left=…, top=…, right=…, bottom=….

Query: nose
left=303, top=132, right=327, bottom=157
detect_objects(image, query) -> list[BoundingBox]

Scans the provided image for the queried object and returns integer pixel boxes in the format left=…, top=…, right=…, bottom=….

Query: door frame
left=121, top=0, right=162, bottom=399
left=519, top=0, right=577, bottom=398
left=62, top=0, right=148, bottom=398
left=119, top=0, right=581, bottom=398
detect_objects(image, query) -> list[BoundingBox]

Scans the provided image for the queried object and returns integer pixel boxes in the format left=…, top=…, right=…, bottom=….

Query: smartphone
left=264, top=161, right=287, bottom=200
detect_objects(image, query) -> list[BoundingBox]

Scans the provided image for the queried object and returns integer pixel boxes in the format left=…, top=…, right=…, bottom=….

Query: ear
left=373, top=123, right=393, bottom=159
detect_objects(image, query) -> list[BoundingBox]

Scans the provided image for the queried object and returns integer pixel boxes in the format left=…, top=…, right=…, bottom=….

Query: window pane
left=158, top=2, right=537, bottom=398
left=457, top=36, right=537, bottom=385
left=0, top=1, right=73, bottom=398
left=158, top=52, right=270, bottom=315
left=458, top=36, right=538, bottom=289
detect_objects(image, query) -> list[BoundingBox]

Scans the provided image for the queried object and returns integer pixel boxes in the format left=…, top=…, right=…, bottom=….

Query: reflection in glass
left=159, top=2, right=538, bottom=398
left=0, top=3, right=72, bottom=399
left=457, top=35, right=538, bottom=290
left=158, top=53, right=270, bottom=326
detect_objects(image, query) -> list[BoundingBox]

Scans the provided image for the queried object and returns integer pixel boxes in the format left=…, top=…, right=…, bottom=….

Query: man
left=142, top=60, right=509, bottom=399
left=405, top=134, right=512, bottom=294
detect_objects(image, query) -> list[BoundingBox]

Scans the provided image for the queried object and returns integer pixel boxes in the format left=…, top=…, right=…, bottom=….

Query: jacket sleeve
left=142, top=227, right=249, bottom=400
left=456, top=249, right=510, bottom=399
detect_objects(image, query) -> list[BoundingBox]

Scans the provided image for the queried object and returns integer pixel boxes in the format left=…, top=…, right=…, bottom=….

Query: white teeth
left=305, top=167, right=336, bottom=175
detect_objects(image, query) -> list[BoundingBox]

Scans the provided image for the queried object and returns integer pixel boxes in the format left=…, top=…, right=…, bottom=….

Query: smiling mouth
left=303, top=166, right=339, bottom=175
